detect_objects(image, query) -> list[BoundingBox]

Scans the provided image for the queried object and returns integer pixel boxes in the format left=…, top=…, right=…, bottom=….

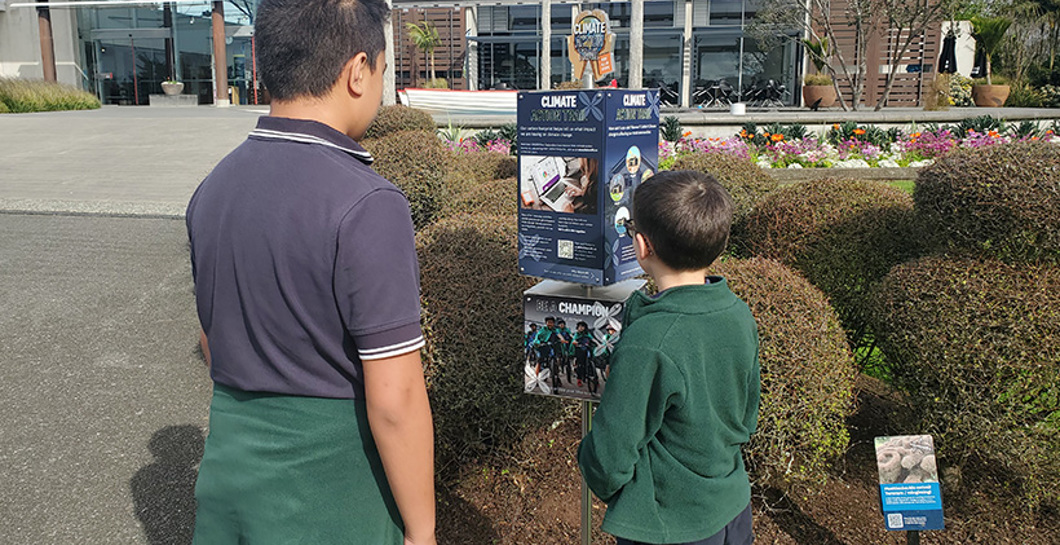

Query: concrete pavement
left=0, top=106, right=262, bottom=217
left=0, top=214, right=210, bottom=544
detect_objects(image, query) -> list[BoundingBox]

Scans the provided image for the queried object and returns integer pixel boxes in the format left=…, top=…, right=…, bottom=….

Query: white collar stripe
left=250, top=128, right=374, bottom=163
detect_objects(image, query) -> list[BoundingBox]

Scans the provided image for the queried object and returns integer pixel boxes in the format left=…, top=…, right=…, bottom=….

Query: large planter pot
left=161, top=82, right=184, bottom=96
left=971, top=84, right=1009, bottom=107
left=803, top=85, right=837, bottom=108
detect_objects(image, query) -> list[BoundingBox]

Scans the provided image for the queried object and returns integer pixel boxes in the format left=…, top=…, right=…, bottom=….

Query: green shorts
left=192, top=383, right=403, bottom=545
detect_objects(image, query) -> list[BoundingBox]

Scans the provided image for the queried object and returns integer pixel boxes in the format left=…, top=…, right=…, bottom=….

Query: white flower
left=908, top=160, right=935, bottom=168
left=787, top=163, right=803, bottom=169
left=834, top=159, right=871, bottom=168
left=756, top=160, right=773, bottom=169
left=878, top=159, right=901, bottom=168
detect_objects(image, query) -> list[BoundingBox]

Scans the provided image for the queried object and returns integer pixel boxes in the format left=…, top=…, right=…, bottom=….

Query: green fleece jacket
left=578, top=278, right=760, bottom=544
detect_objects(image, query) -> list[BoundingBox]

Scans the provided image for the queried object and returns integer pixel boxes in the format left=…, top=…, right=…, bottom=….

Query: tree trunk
left=429, top=50, right=437, bottom=82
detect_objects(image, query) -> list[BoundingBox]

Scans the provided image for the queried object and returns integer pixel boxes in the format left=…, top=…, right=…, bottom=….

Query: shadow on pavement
left=131, top=425, right=205, bottom=545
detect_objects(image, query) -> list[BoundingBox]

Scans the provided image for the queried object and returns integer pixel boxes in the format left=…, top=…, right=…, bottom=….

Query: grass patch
left=855, top=336, right=893, bottom=383
left=887, top=180, right=915, bottom=194
left=0, top=78, right=100, bottom=113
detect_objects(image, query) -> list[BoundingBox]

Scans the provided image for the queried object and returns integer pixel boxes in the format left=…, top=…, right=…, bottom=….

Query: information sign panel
left=875, top=435, right=945, bottom=531
left=517, top=89, right=660, bottom=286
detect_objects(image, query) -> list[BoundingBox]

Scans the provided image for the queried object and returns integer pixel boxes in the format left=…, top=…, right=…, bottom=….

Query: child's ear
left=633, top=232, right=654, bottom=261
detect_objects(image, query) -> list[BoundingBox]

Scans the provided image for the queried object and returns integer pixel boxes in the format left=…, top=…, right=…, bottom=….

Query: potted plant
left=970, top=16, right=1012, bottom=106
left=802, top=37, right=836, bottom=108
left=161, top=79, right=184, bottom=96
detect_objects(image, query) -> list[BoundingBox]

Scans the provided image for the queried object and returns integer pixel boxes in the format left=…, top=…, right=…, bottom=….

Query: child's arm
left=364, top=350, right=436, bottom=545
left=577, top=345, right=685, bottom=502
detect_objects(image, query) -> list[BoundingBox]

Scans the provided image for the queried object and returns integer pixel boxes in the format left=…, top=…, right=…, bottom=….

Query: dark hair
left=544, top=316, right=555, bottom=323
left=632, top=170, right=733, bottom=270
left=256, top=0, right=389, bottom=100
left=576, top=321, right=589, bottom=330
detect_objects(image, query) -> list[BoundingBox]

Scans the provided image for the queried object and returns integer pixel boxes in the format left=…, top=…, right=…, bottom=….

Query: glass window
left=509, top=6, right=539, bottom=32
left=710, top=0, right=745, bottom=26
left=645, top=1, right=675, bottom=28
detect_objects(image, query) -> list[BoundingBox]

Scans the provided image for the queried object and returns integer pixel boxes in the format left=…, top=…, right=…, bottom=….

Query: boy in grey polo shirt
left=186, top=1, right=435, bottom=543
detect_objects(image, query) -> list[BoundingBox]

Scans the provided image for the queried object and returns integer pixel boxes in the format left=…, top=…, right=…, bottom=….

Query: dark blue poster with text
left=517, top=89, right=660, bottom=286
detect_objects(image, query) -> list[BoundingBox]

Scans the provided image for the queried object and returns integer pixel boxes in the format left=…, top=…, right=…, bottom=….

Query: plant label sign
left=522, top=279, right=644, bottom=401
left=517, top=89, right=659, bottom=286
left=875, top=435, right=945, bottom=531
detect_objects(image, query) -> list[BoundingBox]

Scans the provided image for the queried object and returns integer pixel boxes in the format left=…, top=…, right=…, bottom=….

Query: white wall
left=0, top=5, right=84, bottom=88
left=941, top=21, right=976, bottom=78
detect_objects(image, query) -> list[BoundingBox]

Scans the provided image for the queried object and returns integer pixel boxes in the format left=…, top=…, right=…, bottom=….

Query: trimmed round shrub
left=709, top=257, right=857, bottom=492
left=0, top=100, right=9, bottom=114
left=362, top=130, right=448, bottom=230
left=915, top=141, right=1060, bottom=263
left=669, top=153, right=778, bottom=231
left=443, top=176, right=517, bottom=218
left=364, top=105, right=435, bottom=139
left=0, top=78, right=100, bottom=112
left=445, top=150, right=517, bottom=195
left=870, top=256, right=1060, bottom=511
left=417, top=213, right=562, bottom=474
left=740, top=179, right=919, bottom=344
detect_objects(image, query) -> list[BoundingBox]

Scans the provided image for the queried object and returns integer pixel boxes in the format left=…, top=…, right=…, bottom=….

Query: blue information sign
left=517, top=89, right=660, bottom=286
left=875, top=435, right=945, bottom=531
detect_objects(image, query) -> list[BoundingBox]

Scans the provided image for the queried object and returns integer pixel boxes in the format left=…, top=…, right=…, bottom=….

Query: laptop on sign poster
left=530, top=156, right=574, bottom=212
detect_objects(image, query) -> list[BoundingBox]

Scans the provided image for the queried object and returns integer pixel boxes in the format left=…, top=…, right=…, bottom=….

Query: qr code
left=558, top=239, right=574, bottom=260
left=887, top=513, right=904, bottom=529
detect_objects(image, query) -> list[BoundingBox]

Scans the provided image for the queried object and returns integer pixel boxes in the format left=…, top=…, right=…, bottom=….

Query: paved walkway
left=0, top=106, right=263, bottom=217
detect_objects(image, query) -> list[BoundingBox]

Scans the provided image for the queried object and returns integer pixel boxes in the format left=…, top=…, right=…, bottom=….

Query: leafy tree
left=406, top=20, right=441, bottom=82
left=972, top=15, right=1013, bottom=85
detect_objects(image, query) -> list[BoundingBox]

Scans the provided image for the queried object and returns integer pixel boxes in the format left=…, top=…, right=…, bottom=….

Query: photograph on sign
left=523, top=280, right=644, bottom=401
left=520, top=155, right=600, bottom=215
left=875, top=435, right=945, bottom=531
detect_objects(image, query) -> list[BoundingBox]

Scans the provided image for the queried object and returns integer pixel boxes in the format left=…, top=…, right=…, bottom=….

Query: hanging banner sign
left=875, top=435, right=945, bottom=532
left=568, top=9, right=615, bottom=81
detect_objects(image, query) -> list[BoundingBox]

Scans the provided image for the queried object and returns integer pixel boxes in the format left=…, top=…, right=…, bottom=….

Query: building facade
left=1, top=0, right=941, bottom=108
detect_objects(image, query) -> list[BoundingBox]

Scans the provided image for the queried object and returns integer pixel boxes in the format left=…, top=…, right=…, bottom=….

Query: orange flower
left=709, top=137, right=720, bottom=142
left=911, top=132, right=921, bottom=139
left=833, top=123, right=840, bottom=130
left=771, top=133, right=784, bottom=142
left=739, top=129, right=748, bottom=137
left=683, top=131, right=692, bottom=137
left=1047, top=130, right=1055, bottom=135
left=1032, top=136, right=1040, bottom=140
left=988, top=130, right=1000, bottom=138
left=853, top=128, right=866, bottom=135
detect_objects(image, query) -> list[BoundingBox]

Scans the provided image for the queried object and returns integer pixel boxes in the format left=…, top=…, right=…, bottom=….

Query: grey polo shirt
left=186, top=116, right=424, bottom=399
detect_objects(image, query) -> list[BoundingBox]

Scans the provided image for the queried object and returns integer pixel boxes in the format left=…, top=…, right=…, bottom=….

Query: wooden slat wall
left=819, top=8, right=942, bottom=108
left=393, top=8, right=467, bottom=90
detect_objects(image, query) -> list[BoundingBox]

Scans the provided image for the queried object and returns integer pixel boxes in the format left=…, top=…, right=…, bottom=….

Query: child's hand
left=565, top=184, right=585, bottom=198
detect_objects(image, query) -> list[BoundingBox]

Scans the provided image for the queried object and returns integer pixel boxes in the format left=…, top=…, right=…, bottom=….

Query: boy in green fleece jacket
left=578, top=170, right=760, bottom=545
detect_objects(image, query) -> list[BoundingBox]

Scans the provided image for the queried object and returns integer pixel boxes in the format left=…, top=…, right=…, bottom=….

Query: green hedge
left=915, top=141, right=1060, bottom=263
left=364, top=105, right=435, bottom=139
left=710, top=258, right=856, bottom=492
left=443, top=176, right=517, bottom=218
left=668, top=154, right=778, bottom=252
left=0, top=100, right=9, bottom=114
left=740, top=179, right=919, bottom=346
left=870, top=256, right=1060, bottom=511
left=417, top=213, right=561, bottom=474
left=445, top=150, right=517, bottom=195
left=362, top=130, right=448, bottom=230
left=0, top=78, right=100, bottom=112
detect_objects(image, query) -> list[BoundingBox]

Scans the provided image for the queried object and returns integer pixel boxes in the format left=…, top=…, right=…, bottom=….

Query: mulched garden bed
left=437, top=377, right=1059, bottom=545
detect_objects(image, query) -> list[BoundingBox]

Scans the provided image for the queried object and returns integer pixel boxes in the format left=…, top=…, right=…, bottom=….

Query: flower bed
left=659, top=118, right=1060, bottom=171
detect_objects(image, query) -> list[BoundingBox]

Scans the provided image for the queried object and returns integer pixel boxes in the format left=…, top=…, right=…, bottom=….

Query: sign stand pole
left=581, top=399, right=593, bottom=545
left=580, top=284, right=594, bottom=545
left=907, top=530, right=920, bottom=545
